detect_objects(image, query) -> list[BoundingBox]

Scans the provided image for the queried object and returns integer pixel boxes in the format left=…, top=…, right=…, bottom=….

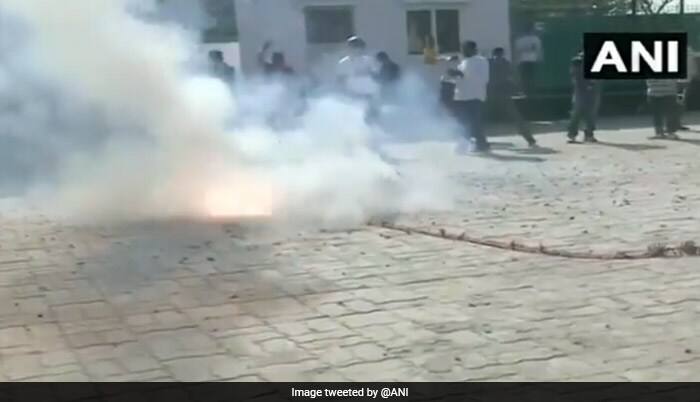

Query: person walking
left=567, top=56, right=598, bottom=143
left=647, top=78, right=681, bottom=140
left=487, top=47, right=537, bottom=147
left=670, top=47, right=696, bottom=131
left=449, top=40, right=490, bottom=153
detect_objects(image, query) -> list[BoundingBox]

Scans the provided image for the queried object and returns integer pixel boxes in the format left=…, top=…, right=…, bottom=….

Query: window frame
left=406, top=8, right=461, bottom=55
left=200, top=0, right=238, bottom=43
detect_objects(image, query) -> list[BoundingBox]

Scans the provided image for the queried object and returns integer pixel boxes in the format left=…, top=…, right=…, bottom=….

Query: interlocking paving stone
left=2, top=118, right=700, bottom=381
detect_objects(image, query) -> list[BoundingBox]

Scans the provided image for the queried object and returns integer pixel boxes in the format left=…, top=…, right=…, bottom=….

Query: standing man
left=337, top=36, right=381, bottom=122
left=449, top=40, right=490, bottom=153
left=258, top=41, right=295, bottom=77
left=567, top=56, right=598, bottom=143
left=208, top=50, right=235, bottom=86
left=488, top=47, right=537, bottom=147
left=256, top=41, right=299, bottom=128
left=513, top=23, right=543, bottom=96
left=577, top=50, right=602, bottom=131
left=647, top=78, right=681, bottom=140
left=373, top=51, right=401, bottom=101
left=670, top=46, right=696, bottom=131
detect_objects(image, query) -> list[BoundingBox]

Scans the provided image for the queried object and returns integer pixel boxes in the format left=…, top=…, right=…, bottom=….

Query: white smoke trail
left=0, top=0, right=456, bottom=227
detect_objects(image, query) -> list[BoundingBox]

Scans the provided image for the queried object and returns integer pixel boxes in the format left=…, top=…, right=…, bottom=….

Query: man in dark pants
left=670, top=87, right=687, bottom=132
left=208, top=50, right=235, bottom=85
left=373, top=51, right=401, bottom=101
left=670, top=48, right=696, bottom=131
left=647, top=79, right=681, bottom=140
left=567, top=56, right=598, bottom=143
left=373, top=51, right=401, bottom=118
left=449, top=41, right=490, bottom=153
left=487, top=47, right=536, bottom=147
left=374, top=52, right=400, bottom=85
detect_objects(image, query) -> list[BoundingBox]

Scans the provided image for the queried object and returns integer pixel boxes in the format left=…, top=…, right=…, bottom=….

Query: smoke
left=0, top=0, right=456, bottom=228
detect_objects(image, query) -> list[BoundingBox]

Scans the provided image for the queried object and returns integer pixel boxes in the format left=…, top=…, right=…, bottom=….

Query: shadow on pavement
left=62, top=219, right=338, bottom=311
left=489, top=141, right=516, bottom=149
left=487, top=112, right=700, bottom=138
left=476, top=152, right=545, bottom=163
left=515, top=146, right=559, bottom=155
left=674, top=137, right=700, bottom=146
left=595, top=141, right=666, bottom=152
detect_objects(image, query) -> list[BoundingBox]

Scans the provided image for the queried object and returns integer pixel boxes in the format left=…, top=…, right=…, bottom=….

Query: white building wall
left=235, top=0, right=510, bottom=84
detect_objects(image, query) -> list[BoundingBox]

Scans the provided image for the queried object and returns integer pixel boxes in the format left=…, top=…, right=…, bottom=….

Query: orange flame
left=204, top=173, right=274, bottom=218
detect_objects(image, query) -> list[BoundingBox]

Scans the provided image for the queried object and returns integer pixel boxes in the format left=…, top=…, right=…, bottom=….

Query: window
left=435, top=10, right=459, bottom=54
left=201, top=0, right=237, bottom=43
left=304, top=7, right=354, bottom=44
left=407, top=10, right=431, bottom=54
left=406, top=9, right=460, bottom=54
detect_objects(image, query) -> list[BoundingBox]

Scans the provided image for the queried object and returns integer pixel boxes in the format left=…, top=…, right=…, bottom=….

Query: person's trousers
left=365, top=99, right=381, bottom=124
left=648, top=95, right=678, bottom=135
left=454, top=99, right=488, bottom=150
left=519, top=62, right=537, bottom=95
left=567, top=97, right=596, bottom=139
left=487, top=94, right=535, bottom=144
left=592, top=89, right=601, bottom=130
left=669, top=90, right=686, bottom=131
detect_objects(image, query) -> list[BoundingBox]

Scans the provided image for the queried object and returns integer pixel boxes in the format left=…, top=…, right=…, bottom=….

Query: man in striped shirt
left=647, top=79, right=681, bottom=140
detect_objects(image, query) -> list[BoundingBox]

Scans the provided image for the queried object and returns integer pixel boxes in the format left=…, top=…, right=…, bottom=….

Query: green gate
left=509, top=1, right=700, bottom=117
left=534, top=13, right=700, bottom=97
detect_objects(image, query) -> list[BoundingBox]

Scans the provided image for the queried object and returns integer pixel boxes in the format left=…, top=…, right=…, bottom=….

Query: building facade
left=234, top=0, right=510, bottom=82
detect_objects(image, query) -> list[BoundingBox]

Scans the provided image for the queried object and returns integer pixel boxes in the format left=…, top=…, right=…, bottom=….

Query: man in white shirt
left=514, top=25, right=543, bottom=95
left=337, top=36, right=396, bottom=163
left=449, top=40, right=490, bottom=152
left=337, top=37, right=381, bottom=121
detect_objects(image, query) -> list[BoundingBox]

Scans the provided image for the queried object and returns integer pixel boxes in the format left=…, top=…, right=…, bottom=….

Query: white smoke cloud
left=0, top=0, right=456, bottom=227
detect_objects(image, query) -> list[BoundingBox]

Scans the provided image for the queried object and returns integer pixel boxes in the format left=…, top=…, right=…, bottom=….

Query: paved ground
left=2, top=115, right=700, bottom=382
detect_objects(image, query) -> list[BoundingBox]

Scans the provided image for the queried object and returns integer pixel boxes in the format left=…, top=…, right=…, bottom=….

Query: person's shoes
left=583, top=135, right=598, bottom=143
left=567, top=137, right=577, bottom=144
left=467, top=141, right=490, bottom=153
left=650, top=133, right=666, bottom=139
left=679, top=125, right=690, bottom=131
left=455, top=141, right=470, bottom=154
left=667, top=132, right=680, bottom=140
left=528, top=141, right=539, bottom=148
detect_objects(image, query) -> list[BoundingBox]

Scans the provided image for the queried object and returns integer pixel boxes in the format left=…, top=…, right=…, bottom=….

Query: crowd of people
left=206, top=33, right=697, bottom=154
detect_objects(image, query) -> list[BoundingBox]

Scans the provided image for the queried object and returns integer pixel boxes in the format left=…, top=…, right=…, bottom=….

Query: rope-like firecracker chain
left=368, top=220, right=700, bottom=260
